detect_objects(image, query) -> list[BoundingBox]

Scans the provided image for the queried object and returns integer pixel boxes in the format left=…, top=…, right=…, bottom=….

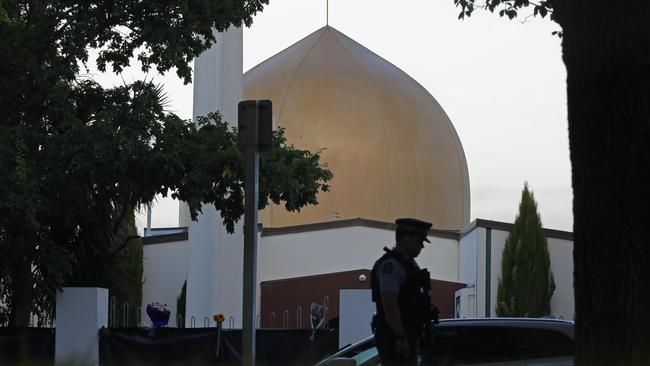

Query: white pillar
left=185, top=27, right=244, bottom=328
left=339, top=289, right=374, bottom=348
left=55, top=287, right=108, bottom=366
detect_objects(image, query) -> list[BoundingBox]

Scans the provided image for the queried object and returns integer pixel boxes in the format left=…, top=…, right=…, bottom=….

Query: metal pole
left=145, top=204, right=152, bottom=236
left=242, top=130, right=259, bottom=366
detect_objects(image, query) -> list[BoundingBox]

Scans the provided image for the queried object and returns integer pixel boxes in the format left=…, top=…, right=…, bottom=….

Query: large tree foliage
left=453, top=1, right=650, bottom=364
left=0, top=0, right=335, bottom=327
left=497, top=183, right=555, bottom=317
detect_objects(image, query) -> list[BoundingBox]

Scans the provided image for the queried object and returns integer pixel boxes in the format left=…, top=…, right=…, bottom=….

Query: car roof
left=330, top=317, right=574, bottom=358
left=438, top=317, right=574, bottom=326
left=318, top=318, right=575, bottom=365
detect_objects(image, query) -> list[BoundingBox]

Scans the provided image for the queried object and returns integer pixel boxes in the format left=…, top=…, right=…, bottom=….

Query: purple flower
left=146, top=303, right=170, bottom=328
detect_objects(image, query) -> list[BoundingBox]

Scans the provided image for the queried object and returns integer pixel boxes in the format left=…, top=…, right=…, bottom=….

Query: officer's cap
left=395, top=218, right=432, bottom=243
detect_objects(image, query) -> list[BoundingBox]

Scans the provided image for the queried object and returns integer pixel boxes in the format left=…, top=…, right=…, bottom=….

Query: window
left=431, top=326, right=519, bottom=364
left=340, top=339, right=376, bottom=358
left=352, top=347, right=379, bottom=366
left=510, top=327, right=574, bottom=360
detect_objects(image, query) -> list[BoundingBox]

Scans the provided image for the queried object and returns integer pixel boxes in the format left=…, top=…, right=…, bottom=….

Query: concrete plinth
left=55, top=287, right=108, bottom=366
left=339, top=289, right=374, bottom=348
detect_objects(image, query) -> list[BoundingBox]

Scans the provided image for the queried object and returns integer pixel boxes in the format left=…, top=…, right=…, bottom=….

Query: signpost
left=238, top=100, right=272, bottom=366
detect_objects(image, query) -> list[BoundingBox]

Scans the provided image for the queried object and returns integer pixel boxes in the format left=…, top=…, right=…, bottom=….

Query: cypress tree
left=496, top=183, right=555, bottom=317
left=176, top=280, right=187, bottom=324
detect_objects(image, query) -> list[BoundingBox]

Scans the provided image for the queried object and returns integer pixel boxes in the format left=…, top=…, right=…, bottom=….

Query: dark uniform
left=370, top=218, right=436, bottom=366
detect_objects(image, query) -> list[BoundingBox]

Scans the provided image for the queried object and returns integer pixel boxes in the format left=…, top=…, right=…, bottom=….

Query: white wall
left=258, top=226, right=459, bottom=283
left=143, top=226, right=459, bottom=328
left=459, top=229, right=478, bottom=286
left=474, top=228, right=487, bottom=317
left=548, top=237, right=574, bottom=320
left=458, top=228, right=479, bottom=317
left=140, top=221, right=575, bottom=326
left=142, top=241, right=189, bottom=327
left=488, top=228, right=509, bottom=317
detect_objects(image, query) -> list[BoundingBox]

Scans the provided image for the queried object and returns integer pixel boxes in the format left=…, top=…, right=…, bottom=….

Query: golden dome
left=245, top=26, right=470, bottom=230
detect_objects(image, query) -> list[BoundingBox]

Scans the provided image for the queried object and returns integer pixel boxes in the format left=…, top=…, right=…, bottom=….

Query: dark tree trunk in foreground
left=557, top=1, right=650, bottom=364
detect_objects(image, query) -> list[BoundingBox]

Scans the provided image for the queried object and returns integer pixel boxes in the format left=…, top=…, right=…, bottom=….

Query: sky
left=90, top=0, right=572, bottom=233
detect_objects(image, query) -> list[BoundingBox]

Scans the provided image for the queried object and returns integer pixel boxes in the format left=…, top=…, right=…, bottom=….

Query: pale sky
left=90, top=0, right=572, bottom=233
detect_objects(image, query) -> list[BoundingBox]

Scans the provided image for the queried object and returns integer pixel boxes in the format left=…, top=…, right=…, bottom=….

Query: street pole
left=240, top=100, right=271, bottom=366
left=242, top=141, right=259, bottom=366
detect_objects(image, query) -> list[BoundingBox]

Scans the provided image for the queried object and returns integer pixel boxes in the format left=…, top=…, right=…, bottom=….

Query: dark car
left=316, top=318, right=574, bottom=366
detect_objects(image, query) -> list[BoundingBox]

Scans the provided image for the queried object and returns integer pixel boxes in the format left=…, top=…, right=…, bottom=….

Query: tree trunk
left=9, top=256, right=33, bottom=328
left=558, top=1, right=650, bottom=364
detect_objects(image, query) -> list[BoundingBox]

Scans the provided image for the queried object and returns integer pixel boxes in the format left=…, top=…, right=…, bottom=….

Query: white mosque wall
left=258, top=226, right=459, bottom=284
left=139, top=220, right=575, bottom=327
left=458, top=228, right=480, bottom=317
left=142, top=241, right=189, bottom=327
left=547, top=237, right=575, bottom=320
left=486, top=228, right=509, bottom=317
left=459, top=228, right=479, bottom=287
left=475, top=228, right=488, bottom=318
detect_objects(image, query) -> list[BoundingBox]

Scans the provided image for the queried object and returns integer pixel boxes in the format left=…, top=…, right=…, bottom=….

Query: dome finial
left=326, top=0, right=329, bottom=26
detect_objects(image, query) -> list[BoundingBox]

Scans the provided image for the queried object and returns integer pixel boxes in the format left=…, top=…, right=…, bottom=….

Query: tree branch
left=109, top=235, right=140, bottom=259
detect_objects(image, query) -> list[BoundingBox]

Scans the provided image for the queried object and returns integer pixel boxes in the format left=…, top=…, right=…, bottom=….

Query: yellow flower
left=213, top=313, right=225, bottom=323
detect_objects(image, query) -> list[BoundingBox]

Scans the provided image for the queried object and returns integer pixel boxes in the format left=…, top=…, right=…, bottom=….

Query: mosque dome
left=245, top=26, right=470, bottom=230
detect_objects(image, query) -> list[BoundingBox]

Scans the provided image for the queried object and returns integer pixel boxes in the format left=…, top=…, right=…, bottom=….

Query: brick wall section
left=260, top=270, right=466, bottom=328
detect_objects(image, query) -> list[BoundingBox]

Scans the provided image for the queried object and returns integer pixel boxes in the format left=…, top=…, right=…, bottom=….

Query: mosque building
left=141, top=26, right=574, bottom=329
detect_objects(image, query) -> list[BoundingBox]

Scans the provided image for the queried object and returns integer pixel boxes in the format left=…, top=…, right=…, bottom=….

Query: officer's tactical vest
left=371, top=247, right=429, bottom=333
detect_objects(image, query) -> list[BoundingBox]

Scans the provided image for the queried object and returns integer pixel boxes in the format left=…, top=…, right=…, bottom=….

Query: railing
left=296, top=306, right=303, bottom=329
left=2, top=297, right=333, bottom=330
left=108, top=297, right=144, bottom=327
left=259, top=298, right=330, bottom=330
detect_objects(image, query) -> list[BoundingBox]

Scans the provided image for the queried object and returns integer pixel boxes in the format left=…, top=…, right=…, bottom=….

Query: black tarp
left=0, top=327, right=55, bottom=365
left=99, top=328, right=339, bottom=366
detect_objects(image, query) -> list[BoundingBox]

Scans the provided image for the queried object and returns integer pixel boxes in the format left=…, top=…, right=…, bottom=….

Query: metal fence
left=1, top=295, right=333, bottom=330
left=260, top=297, right=331, bottom=329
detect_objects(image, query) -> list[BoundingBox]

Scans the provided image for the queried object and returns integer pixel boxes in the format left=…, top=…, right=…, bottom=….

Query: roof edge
left=144, top=226, right=188, bottom=232
left=143, top=232, right=189, bottom=245
left=261, top=268, right=371, bottom=285
left=261, top=217, right=460, bottom=240
left=142, top=218, right=573, bottom=245
left=460, top=219, right=573, bottom=241
left=261, top=268, right=466, bottom=286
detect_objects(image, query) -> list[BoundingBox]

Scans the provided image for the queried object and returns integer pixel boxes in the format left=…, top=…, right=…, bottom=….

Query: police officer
left=370, top=218, right=433, bottom=366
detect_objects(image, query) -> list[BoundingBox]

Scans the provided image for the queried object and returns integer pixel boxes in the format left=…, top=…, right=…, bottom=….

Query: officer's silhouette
left=370, top=218, right=439, bottom=366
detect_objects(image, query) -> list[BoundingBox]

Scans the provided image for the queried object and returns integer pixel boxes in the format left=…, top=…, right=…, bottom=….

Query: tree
left=104, top=214, right=143, bottom=327
left=0, top=78, right=332, bottom=326
left=0, top=0, right=335, bottom=327
left=497, top=183, right=555, bottom=317
left=176, top=280, right=187, bottom=325
left=453, top=1, right=650, bottom=364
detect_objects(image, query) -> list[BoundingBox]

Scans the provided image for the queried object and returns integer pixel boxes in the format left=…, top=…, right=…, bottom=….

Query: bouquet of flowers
left=146, top=302, right=170, bottom=328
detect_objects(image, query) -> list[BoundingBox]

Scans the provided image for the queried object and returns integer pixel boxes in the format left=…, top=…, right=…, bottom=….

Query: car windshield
left=352, top=347, right=379, bottom=365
